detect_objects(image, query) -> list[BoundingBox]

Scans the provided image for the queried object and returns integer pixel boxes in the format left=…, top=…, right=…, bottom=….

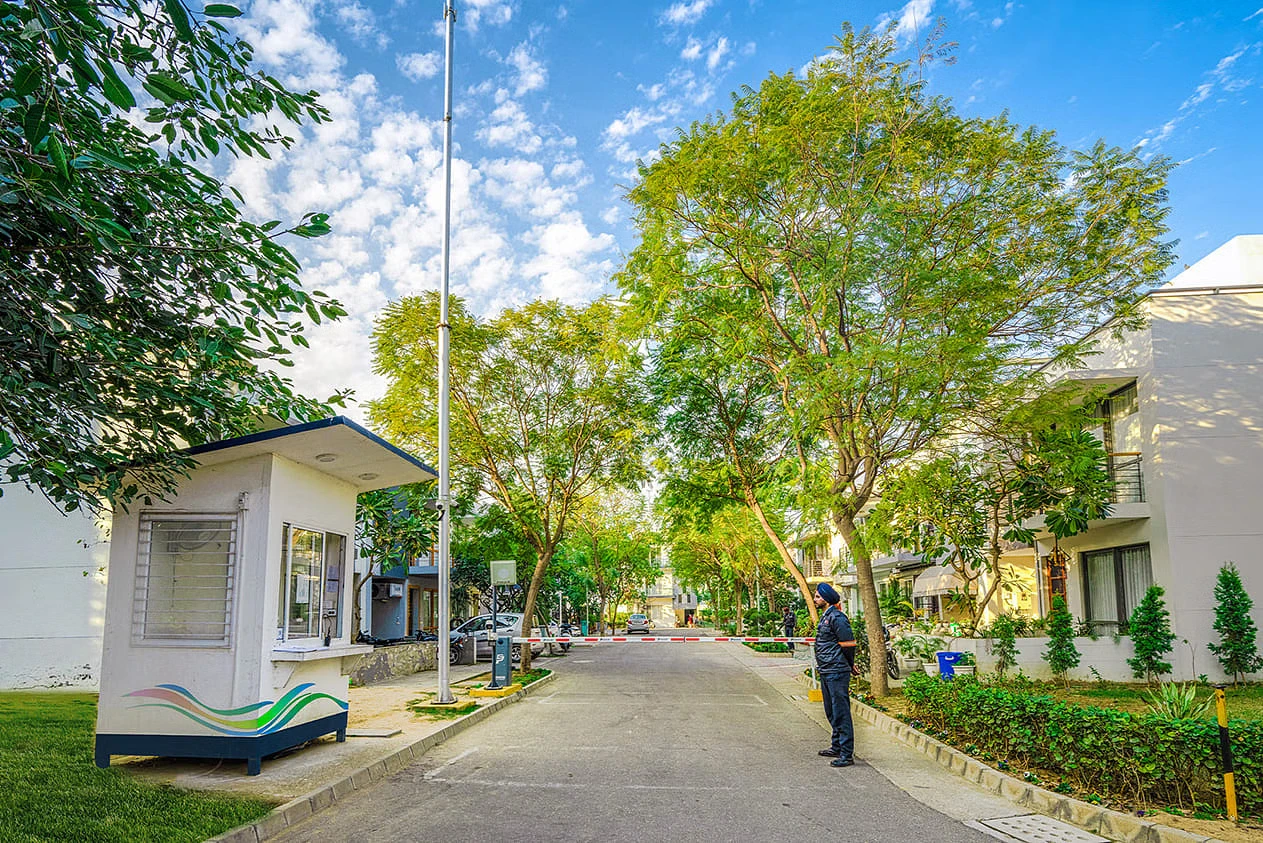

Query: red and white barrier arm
left=509, top=636, right=818, bottom=644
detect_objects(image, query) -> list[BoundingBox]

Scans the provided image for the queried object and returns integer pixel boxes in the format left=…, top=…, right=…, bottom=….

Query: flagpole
left=436, top=0, right=457, bottom=704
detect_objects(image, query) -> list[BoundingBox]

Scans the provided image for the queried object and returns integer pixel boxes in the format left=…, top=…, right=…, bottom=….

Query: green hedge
left=901, top=672, right=1262, bottom=813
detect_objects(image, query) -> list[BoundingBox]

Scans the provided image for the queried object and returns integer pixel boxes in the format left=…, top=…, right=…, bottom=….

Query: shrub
left=1143, top=682, right=1212, bottom=721
left=1043, top=596, right=1080, bottom=685
left=902, top=671, right=1262, bottom=812
left=987, top=615, right=1020, bottom=677
left=1128, top=585, right=1175, bottom=683
left=1208, top=563, right=1263, bottom=686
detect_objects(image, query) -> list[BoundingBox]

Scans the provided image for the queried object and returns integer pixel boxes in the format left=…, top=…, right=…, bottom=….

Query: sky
left=218, top=0, right=1263, bottom=420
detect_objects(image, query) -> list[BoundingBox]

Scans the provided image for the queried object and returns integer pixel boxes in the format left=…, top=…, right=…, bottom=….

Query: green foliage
left=1, top=0, right=345, bottom=513
left=619, top=25, right=1172, bottom=694
left=1208, top=563, right=1263, bottom=685
left=0, top=692, right=273, bottom=839
left=1127, top=585, right=1176, bottom=683
left=1043, top=596, right=1081, bottom=684
left=878, top=584, right=915, bottom=621
left=895, top=634, right=945, bottom=662
left=370, top=295, right=652, bottom=666
left=1007, top=429, right=1114, bottom=544
left=354, top=482, right=439, bottom=634
left=902, top=672, right=1263, bottom=812
left=987, top=615, right=1021, bottom=677
left=1143, top=682, right=1213, bottom=721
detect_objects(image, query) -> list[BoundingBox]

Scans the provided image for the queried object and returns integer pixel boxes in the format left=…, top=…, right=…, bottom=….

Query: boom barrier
left=509, top=636, right=816, bottom=644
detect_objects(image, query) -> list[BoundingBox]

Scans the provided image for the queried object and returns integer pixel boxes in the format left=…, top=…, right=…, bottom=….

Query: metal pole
left=435, top=0, right=457, bottom=705
left=1214, top=685, right=1238, bottom=821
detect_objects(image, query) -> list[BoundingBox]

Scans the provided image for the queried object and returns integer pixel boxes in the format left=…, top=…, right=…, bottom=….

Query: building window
left=1043, top=548, right=1068, bottom=612
left=1092, top=383, right=1144, bottom=503
left=277, top=524, right=347, bottom=642
left=134, top=514, right=238, bottom=645
left=1082, top=543, right=1152, bottom=632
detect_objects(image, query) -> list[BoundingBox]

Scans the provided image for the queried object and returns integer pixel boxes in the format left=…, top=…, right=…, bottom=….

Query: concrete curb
left=848, top=698, right=1226, bottom=843
left=207, top=671, right=559, bottom=843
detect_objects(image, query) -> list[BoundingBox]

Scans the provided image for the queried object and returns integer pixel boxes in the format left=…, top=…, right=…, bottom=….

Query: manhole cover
left=973, top=815, right=1107, bottom=843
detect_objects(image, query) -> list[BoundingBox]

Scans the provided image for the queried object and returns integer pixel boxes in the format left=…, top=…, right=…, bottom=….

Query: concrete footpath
left=726, top=644, right=1231, bottom=843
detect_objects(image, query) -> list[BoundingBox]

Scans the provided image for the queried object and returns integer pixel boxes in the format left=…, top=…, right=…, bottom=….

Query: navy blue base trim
left=95, top=712, right=348, bottom=776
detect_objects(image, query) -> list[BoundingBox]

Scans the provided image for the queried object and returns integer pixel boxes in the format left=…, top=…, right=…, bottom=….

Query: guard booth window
left=134, top=514, right=238, bottom=645
left=277, top=524, right=346, bottom=642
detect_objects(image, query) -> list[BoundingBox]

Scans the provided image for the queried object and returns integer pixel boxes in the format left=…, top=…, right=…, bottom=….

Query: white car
left=626, top=613, right=651, bottom=634
left=453, top=613, right=544, bottom=658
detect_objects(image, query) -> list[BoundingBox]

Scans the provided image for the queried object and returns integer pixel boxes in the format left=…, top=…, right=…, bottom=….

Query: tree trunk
left=519, top=546, right=553, bottom=672
left=748, top=498, right=819, bottom=624
left=735, top=583, right=745, bottom=634
left=834, top=509, right=889, bottom=696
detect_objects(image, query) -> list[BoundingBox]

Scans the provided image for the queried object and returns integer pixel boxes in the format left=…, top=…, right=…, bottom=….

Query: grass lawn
left=0, top=692, right=275, bottom=843
left=1057, top=681, right=1263, bottom=721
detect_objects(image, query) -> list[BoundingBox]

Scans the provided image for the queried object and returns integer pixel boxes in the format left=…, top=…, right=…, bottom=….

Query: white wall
left=0, top=486, right=109, bottom=689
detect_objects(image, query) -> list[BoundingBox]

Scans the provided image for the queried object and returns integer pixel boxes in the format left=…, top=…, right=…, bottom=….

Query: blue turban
left=816, top=582, right=841, bottom=605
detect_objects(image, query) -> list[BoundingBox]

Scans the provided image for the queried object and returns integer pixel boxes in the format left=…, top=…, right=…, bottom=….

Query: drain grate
left=971, top=815, right=1108, bottom=843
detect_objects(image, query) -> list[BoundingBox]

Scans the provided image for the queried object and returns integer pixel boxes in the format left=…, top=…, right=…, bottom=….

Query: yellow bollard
left=1213, top=685, right=1238, bottom=822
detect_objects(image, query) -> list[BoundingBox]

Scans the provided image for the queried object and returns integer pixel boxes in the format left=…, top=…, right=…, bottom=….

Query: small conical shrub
left=1127, top=584, right=1175, bottom=684
left=1043, top=595, right=1080, bottom=686
left=1208, top=563, right=1263, bottom=686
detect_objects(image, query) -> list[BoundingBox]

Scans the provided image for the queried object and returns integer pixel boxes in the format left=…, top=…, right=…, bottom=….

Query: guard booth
left=94, top=417, right=435, bottom=775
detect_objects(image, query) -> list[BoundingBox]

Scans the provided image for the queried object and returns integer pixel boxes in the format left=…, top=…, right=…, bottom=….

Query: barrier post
left=1213, top=685, right=1238, bottom=822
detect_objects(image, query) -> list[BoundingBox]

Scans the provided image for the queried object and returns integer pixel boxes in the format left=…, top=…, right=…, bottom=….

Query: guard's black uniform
left=815, top=605, right=856, bottom=761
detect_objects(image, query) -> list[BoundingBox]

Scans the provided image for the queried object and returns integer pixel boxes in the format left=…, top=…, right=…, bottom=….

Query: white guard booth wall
left=94, top=417, right=435, bottom=776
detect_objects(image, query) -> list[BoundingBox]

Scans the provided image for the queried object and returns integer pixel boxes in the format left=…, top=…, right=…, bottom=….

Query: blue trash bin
left=580, top=620, right=588, bottom=635
left=937, top=651, right=964, bottom=679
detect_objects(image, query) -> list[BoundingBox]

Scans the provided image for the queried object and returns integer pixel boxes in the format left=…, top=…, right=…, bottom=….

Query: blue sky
left=222, top=0, right=1263, bottom=415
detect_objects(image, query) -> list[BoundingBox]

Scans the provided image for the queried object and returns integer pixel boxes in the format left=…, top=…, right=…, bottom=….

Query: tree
left=648, top=285, right=820, bottom=625
left=1127, top=585, right=1175, bottom=684
left=1, top=0, right=346, bottom=513
left=1208, top=563, right=1263, bottom=686
left=561, top=491, right=658, bottom=634
left=619, top=26, right=1172, bottom=693
left=370, top=294, right=652, bottom=669
left=867, top=414, right=1113, bottom=631
left=354, top=483, right=439, bottom=637
left=1043, top=596, right=1080, bottom=686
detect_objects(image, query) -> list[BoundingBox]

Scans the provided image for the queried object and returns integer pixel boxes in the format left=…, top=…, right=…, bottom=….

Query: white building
left=1028, top=235, right=1263, bottom=681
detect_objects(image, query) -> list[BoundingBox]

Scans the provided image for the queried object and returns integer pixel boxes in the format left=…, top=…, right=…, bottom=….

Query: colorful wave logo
left=125, top=683, right=347, bottom=737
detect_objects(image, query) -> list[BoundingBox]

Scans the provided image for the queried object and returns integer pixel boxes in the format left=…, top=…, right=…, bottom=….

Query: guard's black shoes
left=818, top=748, right=841, bottom=757
left=830, top=757, right=854, bottom=768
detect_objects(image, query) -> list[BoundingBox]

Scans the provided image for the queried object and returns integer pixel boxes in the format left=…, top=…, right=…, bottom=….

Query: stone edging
left=208, top=671, right=559, bottom=843
left=848, top=698, right=1225, bottom=843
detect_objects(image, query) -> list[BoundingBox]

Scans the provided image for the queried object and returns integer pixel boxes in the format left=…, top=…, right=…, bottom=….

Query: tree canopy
left=619, top=26, right=1173, bottom=693
left=369, top=293, right=652, bottom=667
left=1, top=0, right=343, bottom=512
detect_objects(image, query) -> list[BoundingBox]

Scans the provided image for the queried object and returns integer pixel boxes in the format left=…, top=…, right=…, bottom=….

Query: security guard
left=812, top=582, right=857, bottom=767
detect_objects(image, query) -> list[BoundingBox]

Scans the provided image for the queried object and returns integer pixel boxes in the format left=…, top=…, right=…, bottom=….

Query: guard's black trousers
left=820, top=671, right=854, bottom=760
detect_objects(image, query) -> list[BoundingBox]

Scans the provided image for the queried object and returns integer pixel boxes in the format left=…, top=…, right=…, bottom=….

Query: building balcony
left=1108, top=452, right=1145, bottom=504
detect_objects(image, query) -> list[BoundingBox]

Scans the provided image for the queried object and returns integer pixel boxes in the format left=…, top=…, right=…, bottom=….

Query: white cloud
left=462, top=0, right=514, bottom=30
left=333, top=0, right=388, bottom=49
left=876, top=0, right=935, bottom=46
left=1138, top=44, right=1259, bottom=150
left=707, top=36, right=730, bottom=71
left=681, top=37, right=703, bottom=61
left=397, top=52, right=441, bottom=81
left=659, top=0, right=715, bottom=27
left=506, top=42, right=547, bottom=95
left=600, top=206, right=621, bottom=225
left=604, top=106, right=668, bottom=141
left=522, top=213, right=615, bottom=302
left=476, top=96, right=543, bottom=153
left=638, top=82, right=666, bottom=101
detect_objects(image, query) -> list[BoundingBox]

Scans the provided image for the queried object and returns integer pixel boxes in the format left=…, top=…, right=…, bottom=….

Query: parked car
left=453, top=613, right=544, bottom=658
left=626, top=613, right=651, bottom=634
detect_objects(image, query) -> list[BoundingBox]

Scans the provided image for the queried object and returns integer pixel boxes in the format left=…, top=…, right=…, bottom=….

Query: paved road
left=274, top=642, right=994, bottom=843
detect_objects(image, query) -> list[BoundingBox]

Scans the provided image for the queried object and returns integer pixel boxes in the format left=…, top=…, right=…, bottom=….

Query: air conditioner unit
left=371, top=582, right=405, bottom=601
left=804, top=558, right=826, bottom=579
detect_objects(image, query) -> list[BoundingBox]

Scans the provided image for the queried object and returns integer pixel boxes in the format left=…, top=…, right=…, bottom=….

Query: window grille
left=133, top=514, right=238, bottom=645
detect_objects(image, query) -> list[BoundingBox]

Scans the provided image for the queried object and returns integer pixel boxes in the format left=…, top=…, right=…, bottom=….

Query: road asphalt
left=268, top=638, right=1017, bottom=843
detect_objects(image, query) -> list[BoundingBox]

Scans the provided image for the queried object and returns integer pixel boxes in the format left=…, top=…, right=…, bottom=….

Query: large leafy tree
left=650, top=313, right=820, bottom=624
left=620, top=27, right=1172, bottom=693
left=370, top=294, right=652, bottom=668
left=1, top=0, right=344, bottom=512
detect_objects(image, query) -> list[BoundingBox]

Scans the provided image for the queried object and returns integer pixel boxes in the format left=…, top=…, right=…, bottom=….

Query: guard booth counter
left=94, top=417, right=436, bottom=775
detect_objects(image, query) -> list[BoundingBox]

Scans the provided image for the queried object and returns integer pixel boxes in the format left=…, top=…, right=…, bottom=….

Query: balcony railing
left=1108, top=452, right=1145, bottom=504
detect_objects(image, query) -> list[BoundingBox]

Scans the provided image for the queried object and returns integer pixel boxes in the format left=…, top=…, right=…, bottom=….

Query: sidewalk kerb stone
left=211, top=670, right=558, bottom=842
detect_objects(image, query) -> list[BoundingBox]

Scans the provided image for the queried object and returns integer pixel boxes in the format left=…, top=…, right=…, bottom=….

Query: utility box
left=492, top=635, right=514, bottom=687
left=489, top=559, right=516, bottom=585
left=93, top=417, right=435, bottom=776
